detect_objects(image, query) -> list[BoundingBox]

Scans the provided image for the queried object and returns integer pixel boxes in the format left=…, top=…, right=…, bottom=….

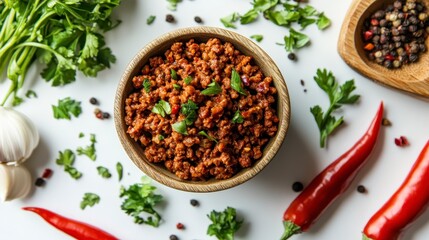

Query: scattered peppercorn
left=102, top=112, right=110, bottom=119
left=194, top=16, right=202, bottom=23
left=35, top=177, right=45, bottom=187
left=190, top=199, right=199, bottom=207
left=89, top=97, right=98, bottom=105
left=176, top=222, right=185, bottom=230
left=95, top=112, right=103, bottom=119
left=169, top=235, right=179, bottom=240
left=382, top=118, right=392, bottom=126
left=42, top=168, right=53, bottom=178
left=362, top=0, right=429, bottom=69
left=287, top=53, right=297, bottom=61
left=292, top=181, right=304, bottom=192
left=300, top=79, right=305, bottom=86
left=395, top=135, right=409, bottom=146
left=357, top=185, right=367, bottom=193
left=166, top=14, right=175, bottom=23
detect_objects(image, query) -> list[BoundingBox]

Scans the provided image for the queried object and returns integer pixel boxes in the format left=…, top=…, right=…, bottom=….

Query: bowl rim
left=114, top=26, right=290, bottom=192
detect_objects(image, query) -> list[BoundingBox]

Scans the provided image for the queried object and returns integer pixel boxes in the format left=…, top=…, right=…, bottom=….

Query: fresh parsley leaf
left=116, top=162, right=123, bottom=181
left=65, top=165, right=82, bottom=180
left=25, top=90, right=37, bottom=98
left=231, top=69, right=247, bottom=95
left=316, top=12, right=331, bottom=30
left=283, top=28, right=310, bottom=52
left=173, top=83, right=181, bottom=90
left=172, top=121, right=188, bottom=135
left=77, top=134, right=97, bottom=161
left=79, top=132, right=85, bottom=138
left=147, top=15, right=156, bottom=25
left=198, top=131, right=218, bottom=143
left=250, top=34, right=264, bottom=42
left=167, top=0, right=182, bottom=11
left=207, top=207, right=243, bottom=240
left=310, top=69, right=360, bottom=148
left=184, top=76, right=193, bottom=85
left=80, top=193, right=100, bottom=210
left=181, top=100, right=198, bottom=125
left=56, top=149, right=82, bottom=180
left=158, top=135, right=165, bottom=141
left=152, top=100, right=172, bottom=117
left=220, top=12, right=240, bottom=28
left=240, top=9, right=259, bottom=24
left=120, top=176, right=163, bottom=227
left=143, top=78, right=151, bottom=93
left=170, top=69, right=178, bottom=80
left=201, top=81, right=222, bottom=95
left=97, top=166, right=112, bottom=179
left=52, top=97, right=82, bottom=120
left=232, top=110, right=244, bottom=124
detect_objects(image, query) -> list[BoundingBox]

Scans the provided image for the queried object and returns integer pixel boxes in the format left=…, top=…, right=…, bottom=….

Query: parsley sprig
left=52, top=97, right=82, bottom=120
left=77, top=133, right=97, bottom=161
left=207, top=207, right=243, bottom=240
left=120, top=176, right=163, bottom=227
left=56, top=149, right=82, bottom=180
left=310, top=68, right=360, bottom=148
left=80, top=193, right=100, bottom=210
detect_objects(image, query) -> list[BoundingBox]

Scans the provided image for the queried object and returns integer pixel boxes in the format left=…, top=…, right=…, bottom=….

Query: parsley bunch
left=0, top=0, right=121, bottom=106
left=207, top=207, right=243, bottom=240
left=310, top=69, right=360, bottom=148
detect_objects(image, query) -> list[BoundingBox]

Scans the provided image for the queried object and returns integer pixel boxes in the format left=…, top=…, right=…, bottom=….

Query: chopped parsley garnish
left=181, top=99, right=199, bottom=125
left=116, top=162, right=123, bottom=181
left=56, top=149, right=82, bottom=180
left=97, top=166, right=112, bottom=179
left=232, top=110, right=244, bottom=124
left=198, top=131, right=218, bottom=143
left=231, top=69, right=247, bottom=95
left=52, top=97, right=82, bottom=120
left=310, top=68, right=360, bottom=148
left=184, top=76, right=193, bottom=84
left=207, top=207, right=243, bottom=240
left=283, top=28, right=310, bottom=52
left=167, top=0, right=182, bottom=11
left=76, top=133, right=97, bottom=161
left=25, top=90, right=37, bottom=99
left=120, top=176, right=163, bottom=227
left=172, top=121, right=188, bottom=135
left=220, top=12, right=240, bottom=28
left=173, top=83, right=181, bottom=90
left=170, top=69, right=178, bottom=80
left=78, top=132, right=85, bottom=138
left=158, top=135, right=165, bottom=141
left=201, top=81, right=222, bottom=95
left=143, top=78, right=151, bottom=93
left=80, top=193, right=100, bottom=210
left=250, top=34, right=264, bottom=42
left=147, top=15, right=156, bottom=25
left=152, top=100, right=172, bottom=117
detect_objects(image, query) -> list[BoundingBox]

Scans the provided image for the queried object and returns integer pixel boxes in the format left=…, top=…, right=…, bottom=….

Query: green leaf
left=181, top=99, right=198, bottom=125
left=97, top=166, right=112, bottom=179
left=170, top=69, right=178, bottom=80
left=250, top=34, right=263, bottom=42
left=198, top=131, right=218, bottom=143
left=65, top=165, right=82, bottom=180
left=240, top=9, right=259, bottom=24
left=158, top=134, right=165, bottom=141
left=81, top=32, right=99, bottom=59
left=56, top=149, right=75, bottom=166
left=207, top=207, right=243, bottom=240
left=173, top=83, right=181, bottom=90
left=120, top=177, right=163, bottom=227
left=152, top=100, right=171, bottom=117
left=283, top=28, right=310, bottom=52
left=232, top=110, right=244, bottom=124
left=172, top=121, right=188, bottom=135
left=80, top=193, right=100, bottom=210
left=220, top=12, right=240, bottom=28
left=25, top=90, right=37, bottom=98
left=76, top=134, right=97, bottom=161
left=184, top=76, right=192, bottom=84
left=52, top=97, right=82, bottom=120
left=201, top=81, right=222, bottom=95
left=147, top=15, right=156, bottom=25
left=143, top=78, right=151, bottom=93
left=116, top=162, right=123, bottom=181
left=316, top=12, right=331, bottom=30
left=231, top=69, right=247, bottom=95
left=167, top=0, right=182, bottom=11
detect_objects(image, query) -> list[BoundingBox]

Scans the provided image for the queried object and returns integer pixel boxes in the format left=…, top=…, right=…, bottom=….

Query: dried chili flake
left=42, top=168, right=53, bottom=178
left=394, top=136, right=409, bottom=147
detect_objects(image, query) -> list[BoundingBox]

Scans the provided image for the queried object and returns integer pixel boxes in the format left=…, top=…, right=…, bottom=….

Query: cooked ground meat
left=124, top=38, right=279, bottom=181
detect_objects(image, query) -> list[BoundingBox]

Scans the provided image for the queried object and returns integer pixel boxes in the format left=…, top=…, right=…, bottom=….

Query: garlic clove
left=0, top=164, right=32, bottom=202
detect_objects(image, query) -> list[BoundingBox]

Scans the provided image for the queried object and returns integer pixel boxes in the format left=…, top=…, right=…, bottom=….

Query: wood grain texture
left=338, top=0, right=429, bottom=98
left=114, top=27, right=290, bottom=192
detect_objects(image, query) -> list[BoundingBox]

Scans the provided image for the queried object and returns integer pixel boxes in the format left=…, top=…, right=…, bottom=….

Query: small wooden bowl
left=338, top=0, right=429, bottom=98
left=114, top=27, right=290, bottom=192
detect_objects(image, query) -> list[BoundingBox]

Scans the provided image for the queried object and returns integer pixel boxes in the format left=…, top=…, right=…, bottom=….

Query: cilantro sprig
left=80, top=193, right=100, bottom=210
left=52, top=97, right=82, bottom=120
left=0, top=0, right=121, bottom=106
left=310, top=68, right=360, bottom=148
left=120, top=176, right=163, bottom=227
left=56, top=149, right=82, bottom=180
left=207, top=207, right=243, bottom=240
left=152, top=100, right=172, bottom=117
left=97, top=166, right=112, bottom=179
left=77, top=134, right=97, bottom=161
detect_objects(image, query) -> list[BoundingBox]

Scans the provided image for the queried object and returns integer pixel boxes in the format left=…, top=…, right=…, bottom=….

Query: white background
left=1, top=0, right=429, bottom=239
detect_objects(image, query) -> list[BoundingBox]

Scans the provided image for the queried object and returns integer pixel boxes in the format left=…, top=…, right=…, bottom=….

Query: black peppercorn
left=408, top=24, right=418, bottom=32
left=287, top=53, right=297, bottom=61
left=292, top=181, right=304, bottom=192
left=166, top=14, right=175, bottom=23
left=419, top=43, right=427, bottom=52
left=409, top=53, right=419, bottom=62
left=357, top=185, right=367, bottom=193
left=190, top=199, right=199, bottom=206
left=194, top=16, right=202, bottom=23
left=89, top=97, right=98, bottom=105
left=102, top=112, right=110, bottom=119
left=384, top=60, right=393, bottom=68
left=393, top=0, right=402, bottom=9
left=35, top=177, right=45, bottom=187
left=169, top=235, right=179, bottom=240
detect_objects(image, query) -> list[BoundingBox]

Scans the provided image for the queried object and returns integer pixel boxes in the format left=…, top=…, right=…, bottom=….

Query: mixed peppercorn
left=363, top=0, right=429, bottom=69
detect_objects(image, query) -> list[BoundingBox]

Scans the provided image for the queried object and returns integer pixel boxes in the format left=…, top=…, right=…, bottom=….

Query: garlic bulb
left=0, top=106, right=39, bottom=164
left=0, top=164, right=32, bottom=201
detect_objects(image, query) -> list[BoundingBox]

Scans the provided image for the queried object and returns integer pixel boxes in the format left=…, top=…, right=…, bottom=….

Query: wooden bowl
left=338, top=0, right=429, bottom=98
left=114, top=27, right=290, bottom=192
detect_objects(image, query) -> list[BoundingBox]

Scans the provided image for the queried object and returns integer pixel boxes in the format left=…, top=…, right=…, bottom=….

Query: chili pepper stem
left=362, top=234, right=373, bottom=240
left=280, top=221, right=301, bottom=240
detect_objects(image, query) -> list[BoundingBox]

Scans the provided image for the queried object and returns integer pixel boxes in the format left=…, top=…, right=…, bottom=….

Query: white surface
left=1, top=0, right=429, bottom=239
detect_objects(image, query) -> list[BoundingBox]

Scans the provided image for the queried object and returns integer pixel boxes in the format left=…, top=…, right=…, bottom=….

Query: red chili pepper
left=171, top=104, right=180, bottom=115
left=281, top=102, right=384, bottom=240
left=362, top=140, right=429, bottom=240
left=23, top=207, right=118, bottom=240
